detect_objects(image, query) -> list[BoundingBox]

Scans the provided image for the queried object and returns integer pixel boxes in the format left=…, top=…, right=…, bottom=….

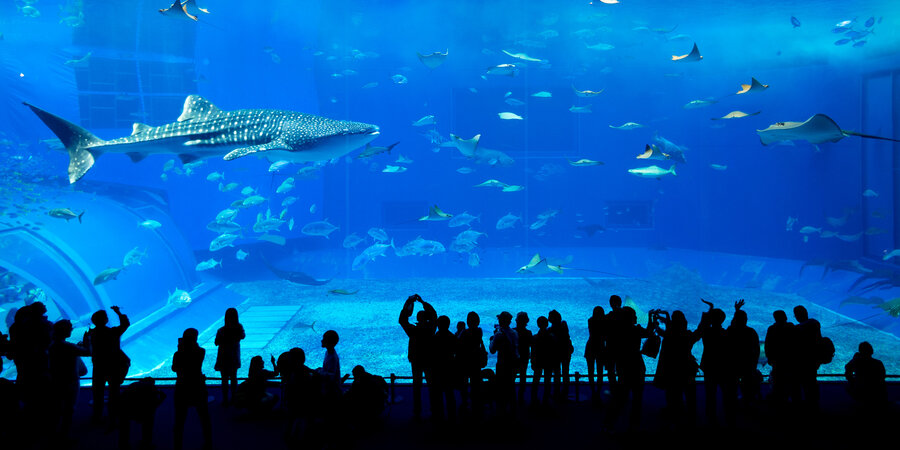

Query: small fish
left=206, top=171, right=224, bottom=182
left=627, top=165, right=677, bottom=179
left=791, top=16, right=801, bottom=28
left=195, top=258, right=222, bottom=271
left=282, top=196, right=298, bottom=207
left=785, top=216, right=798, bottom=231
left=853, top=41, right=867, bottom=48
left=395, top=154, right=414, bottom=164
left=241, top=186, right=257, bottom=196
left=412, top=115, right=436, bottom=127
left=609, top=122, right=644, bottom=130
left=884, top=249, right=900, bottom=261
left=569, top=105, right=592, bottom=113
left=863, top=189, right=878, bottom=198
left=309, top=204, right=317, bottom=214
left=569, top=159, right=604, bottom=166
left=236, top=249, right=249, bottom=260
left=276, top=177, right=295, bottom=194
left=382, top=165, right=407, bottom=173
left=683, top=99, right=717, bottom=109
left=356, top=141, right=400, bottom=159
left=502, top=185, right=524, bottom=192
left=123, top=247, right=148, bottom=267
left=531, top=91, right=552, bottom=98
left=865, top=17, right=875, bottom=28
left=391, top=74, right=408, bottom=84
left=585, top=42, right=615, bottom=51
left=834, top=38, right=851, bottom=46
left=456, top=167, right=474, bottom=174
left=48, top=208, right=84, bottom=223
left=709, top=164, right=728, bottom=171
left=505, top=98, right=526, bottom=107
left=269, top=161, right=290, bottom=172
left=485, top=64, right=518, bottom=76
left=799, top=226, right=822, bottom=234
left=93, top=267, right=124, bottom=285
left=498, top=112, right=524, bottom=120
left=329, top=289, right=359, bottom=295
left=289, top=217, right=295, bottom=231
left=361, top=82, right=379, bottom=89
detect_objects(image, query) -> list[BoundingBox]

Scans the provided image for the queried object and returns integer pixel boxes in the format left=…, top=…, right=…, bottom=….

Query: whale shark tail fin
left=24, top=102, right=105, bottom=184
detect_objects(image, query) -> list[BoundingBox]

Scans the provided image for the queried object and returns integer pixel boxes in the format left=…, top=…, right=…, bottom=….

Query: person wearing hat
left=489, top=311, right=518, bottom=414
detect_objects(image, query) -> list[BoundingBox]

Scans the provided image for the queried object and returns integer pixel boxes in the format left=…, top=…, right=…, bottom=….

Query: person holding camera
left=654, top=309, right=701, bottom=428
left=84, top=305, right=130, bottom=428
left=398, top=294, right=436, bottom=420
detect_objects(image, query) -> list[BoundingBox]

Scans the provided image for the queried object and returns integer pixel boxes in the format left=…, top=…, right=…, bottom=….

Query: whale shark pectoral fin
left=126, top=152, right=148, bottom=163
left=224, top=142, right=291, bottom=161
left=177, top=95, right=222, bottom=122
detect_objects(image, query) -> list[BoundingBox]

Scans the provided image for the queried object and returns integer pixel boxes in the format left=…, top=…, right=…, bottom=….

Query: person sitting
left=845, top=341, right=887, bottom=410
left=235, top=355, right=279, bottom=413
left=344, top=365, right=388, bottom=430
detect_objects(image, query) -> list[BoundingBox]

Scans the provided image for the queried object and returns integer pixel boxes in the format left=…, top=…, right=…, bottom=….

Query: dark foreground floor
left=6, top=380, right=900, bottom=450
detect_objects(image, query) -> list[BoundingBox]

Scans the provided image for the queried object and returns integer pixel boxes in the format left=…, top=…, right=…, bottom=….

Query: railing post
left=390, top=373, right=396, bottom=405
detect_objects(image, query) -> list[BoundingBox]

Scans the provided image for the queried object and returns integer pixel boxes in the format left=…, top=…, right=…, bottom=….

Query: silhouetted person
left=605, top=306, right=654, bottom=430
left=654, top=310, right=700, bottom=429
left=317, top=330, right=343, bottom=402
left=548, top=310, right=573, bottom=401
left=792, top=305, right=821, bottom=411
left=458, top=311, right=486, bottom=414
left=84, top=305, right=130, bottom=427
left=48, top=319, right=89, bottom=443
left=726, top=302, right=760, bottom=410
left=696, top=299, right=732, bottom=426
left=236, top=355, right=279, bottom=412
left=531, top=316, right=553, bottom=404
left=430, top=315, right=457, bottom=423
left=172, top=328, right=211, bottom=450
left=605, top=295, right=626, bottom=389
left=490, top=311, right=518, bottom=415
left=513, top=311, right=533, bottom=404
left=455, top=321, right=466, bottom=338
left=214, top=307, right=245, bottom=406
left=398, top=294, right=436, bottom=419
left=585, top=306, right=606, bottom=400
left=345, top=365, right=388, bottom=431
left=764, top=310, right=794, bottom=407
left=845, top=341, right=886, bottom=412
left=9, top=302, right=52, bottom=431
left=119, top=377, right=165, bottom=450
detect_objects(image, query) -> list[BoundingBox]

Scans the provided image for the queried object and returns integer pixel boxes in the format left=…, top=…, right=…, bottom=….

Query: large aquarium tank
left=1, top=0, right=899, bottom=381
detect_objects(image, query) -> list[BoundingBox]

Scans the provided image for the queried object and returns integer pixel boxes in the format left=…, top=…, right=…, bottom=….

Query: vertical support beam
left=893, top=71, right=900, bottom=250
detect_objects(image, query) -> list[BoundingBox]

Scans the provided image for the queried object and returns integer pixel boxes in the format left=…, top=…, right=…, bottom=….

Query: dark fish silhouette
left=791, top=16, right=801, bottom=28
left=260, top=255, right=330, bottom=286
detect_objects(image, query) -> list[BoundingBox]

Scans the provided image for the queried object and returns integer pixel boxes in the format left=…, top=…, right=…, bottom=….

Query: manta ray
left=25, top=95, right=380, bottom=183
left=672, top=43, right=702, bottom=62
left=757, top=114, right=900, bottom=146
left=736, top=77, right=769, bottom=94
left=159, top=0, right=208, bottom=21
left=417, top=50, right=448, bottom=69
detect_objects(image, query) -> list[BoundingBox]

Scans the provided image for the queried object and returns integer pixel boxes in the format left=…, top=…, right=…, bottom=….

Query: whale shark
left=24, top=95, right=380, bottom=183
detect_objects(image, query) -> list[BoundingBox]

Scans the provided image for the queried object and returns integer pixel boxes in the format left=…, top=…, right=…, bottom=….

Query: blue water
left=1, top=0, right=900, bottom=378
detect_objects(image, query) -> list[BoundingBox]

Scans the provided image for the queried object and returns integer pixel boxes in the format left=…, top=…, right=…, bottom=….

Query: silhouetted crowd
left=0, top=295, right=892, bottom=449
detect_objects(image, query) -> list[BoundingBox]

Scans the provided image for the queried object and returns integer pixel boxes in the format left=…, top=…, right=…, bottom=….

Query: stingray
left=672, top=43, right=702, bottom=62
left=260, top=254, right=330, bottom=286
left=736, top=77, right=769, bottom=94
left=757, top=114, right=900, bottom=146
left=159, top=0, right=208, bottom=21
left=419, top=205, right=453, bottom=221
left=636, top=144, right=670, bottom=160
left=712, top=110, right=760, bottom=120
left=417, top=50, right=448, bottom=69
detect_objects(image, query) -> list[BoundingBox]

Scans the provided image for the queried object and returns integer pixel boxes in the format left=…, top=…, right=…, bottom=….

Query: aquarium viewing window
left=0, top=0, right=899, bottom=383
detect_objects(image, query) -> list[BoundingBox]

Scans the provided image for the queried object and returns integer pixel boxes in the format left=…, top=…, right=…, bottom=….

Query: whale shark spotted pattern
left=24, top=95, right=380, bottom=183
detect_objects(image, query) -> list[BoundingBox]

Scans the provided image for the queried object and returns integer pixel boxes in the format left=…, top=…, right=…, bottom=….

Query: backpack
left=818, top=336, right=835, bottom=365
